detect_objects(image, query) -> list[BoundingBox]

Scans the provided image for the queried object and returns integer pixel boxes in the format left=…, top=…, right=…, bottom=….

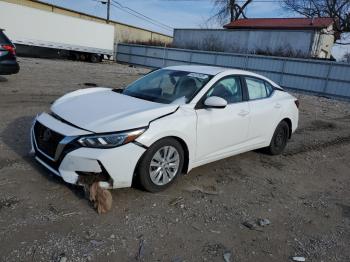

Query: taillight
left=1, top=44, right=16, bottom=55
left=294, top=99, right=300, bottom=109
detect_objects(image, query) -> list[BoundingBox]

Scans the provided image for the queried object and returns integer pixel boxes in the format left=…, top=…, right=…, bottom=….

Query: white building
left=173, top=18, right=335, bottom=59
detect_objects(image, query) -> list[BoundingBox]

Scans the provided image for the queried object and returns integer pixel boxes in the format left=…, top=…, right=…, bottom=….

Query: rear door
left=244, top=76, right=282, bottom=144
left=195, top=75, right=250, bottom=161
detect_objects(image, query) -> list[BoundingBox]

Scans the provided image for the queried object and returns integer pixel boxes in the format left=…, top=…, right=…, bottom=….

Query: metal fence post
left=323, top=63, right=332, bottom=94
left=189, top=51, right=193, bottom=64
left=244, top=54, right=249, bottom=70
left=162, top=43, right=167, bottom=67
left=279, top=58, right=287, bottom=86
left=114, top=43, right=118, bottom=62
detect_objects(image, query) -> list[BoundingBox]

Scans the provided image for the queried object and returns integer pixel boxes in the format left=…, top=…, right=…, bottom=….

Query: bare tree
left=199, top=16, right=220, bottom=29
left=282, top=0, right=350, bottom=37
left=211, top=0, right=253, bottom=24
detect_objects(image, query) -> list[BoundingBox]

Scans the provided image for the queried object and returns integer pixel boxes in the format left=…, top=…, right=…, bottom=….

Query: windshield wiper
left=123, top=91, right=150, bottom=101
left=112, top=88, right=124, bottom=93
left=115, top=89, right=171, bottom=104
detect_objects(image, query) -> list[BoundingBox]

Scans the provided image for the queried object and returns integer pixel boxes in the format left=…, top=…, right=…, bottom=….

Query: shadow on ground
left=1, top=115, right=86, bottom=199
left=0, top=76, right=8, bottom=82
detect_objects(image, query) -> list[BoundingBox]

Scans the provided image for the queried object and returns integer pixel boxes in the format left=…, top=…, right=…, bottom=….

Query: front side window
left=122, top=69, right=212, bottom=104
left=246, top=77, right=268, bottom=100
left=206, top=76, right=243, bottom=104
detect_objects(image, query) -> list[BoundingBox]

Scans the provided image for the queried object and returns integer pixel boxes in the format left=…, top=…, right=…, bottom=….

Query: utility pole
left=229, top=0, right=235, bottom=22
left=107, top=0, right=110, bottom=23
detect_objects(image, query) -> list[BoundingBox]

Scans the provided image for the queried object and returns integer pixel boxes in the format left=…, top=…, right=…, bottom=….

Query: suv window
left=0, top=31, right=11, bottom=45
left=245, top=77, right=270, bottom=100
left=206, top=76, right=243, bottom=104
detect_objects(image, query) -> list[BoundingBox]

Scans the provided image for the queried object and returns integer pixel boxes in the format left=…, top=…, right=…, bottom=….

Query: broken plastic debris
left=223, top=251, right=232, bottom=262
left=292, top=256, right=306, bottom=262
left=257, top=218, right=271, bottom=227
left=242, top=221, right=257, bottom=230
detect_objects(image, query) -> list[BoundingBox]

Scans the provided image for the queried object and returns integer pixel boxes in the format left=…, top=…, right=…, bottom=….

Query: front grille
left=33, top=121, right=64, bottom=159
left=33, top=136, right=81, bottom=171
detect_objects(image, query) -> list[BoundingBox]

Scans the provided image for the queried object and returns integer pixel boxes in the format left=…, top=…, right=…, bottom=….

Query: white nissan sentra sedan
left=31, top=65, right=299, bottom=192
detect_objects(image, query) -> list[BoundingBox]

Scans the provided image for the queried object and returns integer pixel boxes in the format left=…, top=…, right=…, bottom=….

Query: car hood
left=51, top=87, right=178, bottom=133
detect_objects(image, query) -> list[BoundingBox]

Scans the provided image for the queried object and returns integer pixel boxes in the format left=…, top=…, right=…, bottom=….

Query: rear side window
left=0, top=31, right=11, bottom=44
left=246, top=77, right=268, bottom=100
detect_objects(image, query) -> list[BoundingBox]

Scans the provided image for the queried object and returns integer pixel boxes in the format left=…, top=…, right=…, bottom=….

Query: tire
left=266, top=121, right=290, bottom=155
left=70, top=52, right=79, bottom=61
left=80, top=53, right=87, bottom=61
left=90, top=54, right=100, bottom=63
left=136, top=138, right=184, bottom=192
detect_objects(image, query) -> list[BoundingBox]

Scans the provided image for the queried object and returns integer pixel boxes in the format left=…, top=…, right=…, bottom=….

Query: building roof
left=223, top=18, right=334, bottom=30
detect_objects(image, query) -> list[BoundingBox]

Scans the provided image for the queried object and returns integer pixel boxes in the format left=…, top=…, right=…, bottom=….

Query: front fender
left=135, top=108, right=197, bottom=170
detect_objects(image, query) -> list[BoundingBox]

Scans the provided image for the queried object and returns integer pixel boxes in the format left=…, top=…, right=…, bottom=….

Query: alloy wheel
left=149, top=146, right=180, bottom=186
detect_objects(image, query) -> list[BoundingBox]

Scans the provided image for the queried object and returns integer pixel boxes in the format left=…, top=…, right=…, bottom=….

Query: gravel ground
left=0, top=57, right=349, bottom=262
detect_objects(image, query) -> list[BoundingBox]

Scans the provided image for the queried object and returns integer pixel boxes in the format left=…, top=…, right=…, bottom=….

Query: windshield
left=122, top=69, right=213, bottom=104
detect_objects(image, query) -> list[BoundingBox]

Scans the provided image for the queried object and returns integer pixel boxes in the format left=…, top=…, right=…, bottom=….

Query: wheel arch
left=169, top=136, right=190, bottom=174
left=132, top=135, right=191, bottom=183
left=281, top=117, right=292, bottom=139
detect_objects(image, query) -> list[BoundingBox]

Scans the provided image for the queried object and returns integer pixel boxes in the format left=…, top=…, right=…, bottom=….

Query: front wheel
left=265, top=121, right=290, bottom=155
left=136, top=138, right=184, bottom=192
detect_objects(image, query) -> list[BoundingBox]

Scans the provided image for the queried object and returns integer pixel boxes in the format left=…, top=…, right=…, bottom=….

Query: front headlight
left=77, top=128, right=146, bottom=148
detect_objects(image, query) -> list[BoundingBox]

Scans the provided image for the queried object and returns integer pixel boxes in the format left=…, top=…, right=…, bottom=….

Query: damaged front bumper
left=31, top=113, right=146, bottom=189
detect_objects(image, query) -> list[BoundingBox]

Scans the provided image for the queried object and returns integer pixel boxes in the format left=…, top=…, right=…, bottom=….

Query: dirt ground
left=0, top=57, right=349, bottom=262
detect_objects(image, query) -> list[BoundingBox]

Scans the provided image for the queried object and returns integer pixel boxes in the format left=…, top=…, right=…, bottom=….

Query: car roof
left=164, top=65, right=281, bottom=87
left=165, top=65, right=258, bottom=77
left=165, top=65, right=226, bottom=75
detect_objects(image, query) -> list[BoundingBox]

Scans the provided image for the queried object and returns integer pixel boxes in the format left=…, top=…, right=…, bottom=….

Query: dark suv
left=0, top=29, right=19, bottom=75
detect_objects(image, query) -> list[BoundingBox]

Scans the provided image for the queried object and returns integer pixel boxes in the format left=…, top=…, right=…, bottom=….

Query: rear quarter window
left=264, top=82, right=274, bottom=96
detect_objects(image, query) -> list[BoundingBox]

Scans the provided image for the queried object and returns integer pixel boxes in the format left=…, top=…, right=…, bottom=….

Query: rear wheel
left=137, top=138, right=184, bottom=192
left=90, top=54, right=100, bottom=63
left=266, top=121, right=289, bottom=155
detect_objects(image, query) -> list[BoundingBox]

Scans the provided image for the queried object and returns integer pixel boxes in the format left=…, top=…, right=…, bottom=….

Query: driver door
left=195, top=75, right=250, bottom=162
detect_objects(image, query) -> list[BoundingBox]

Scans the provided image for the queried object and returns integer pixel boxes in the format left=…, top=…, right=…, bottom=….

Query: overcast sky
left=42, top=0, right=348, bottom=60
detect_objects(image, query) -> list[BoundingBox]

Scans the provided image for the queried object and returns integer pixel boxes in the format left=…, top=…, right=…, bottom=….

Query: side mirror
left=204, top=96, right=227, bottom=109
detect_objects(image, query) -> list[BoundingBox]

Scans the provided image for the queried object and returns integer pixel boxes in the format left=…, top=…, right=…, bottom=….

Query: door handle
left=238, top=110, right=249, bottom=117
left=274, top=103, right=282, bottom=109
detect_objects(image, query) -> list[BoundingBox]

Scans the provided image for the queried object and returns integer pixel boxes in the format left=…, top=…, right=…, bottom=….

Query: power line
left=110, top=3, right=173, bottom=31
left=111, top=0, right=174, bottom=30
left=93, top=0, right=287, bottom=32
left=93, top=0, right=173, bottom=31
left=109, top=1, right=173, bottom=32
